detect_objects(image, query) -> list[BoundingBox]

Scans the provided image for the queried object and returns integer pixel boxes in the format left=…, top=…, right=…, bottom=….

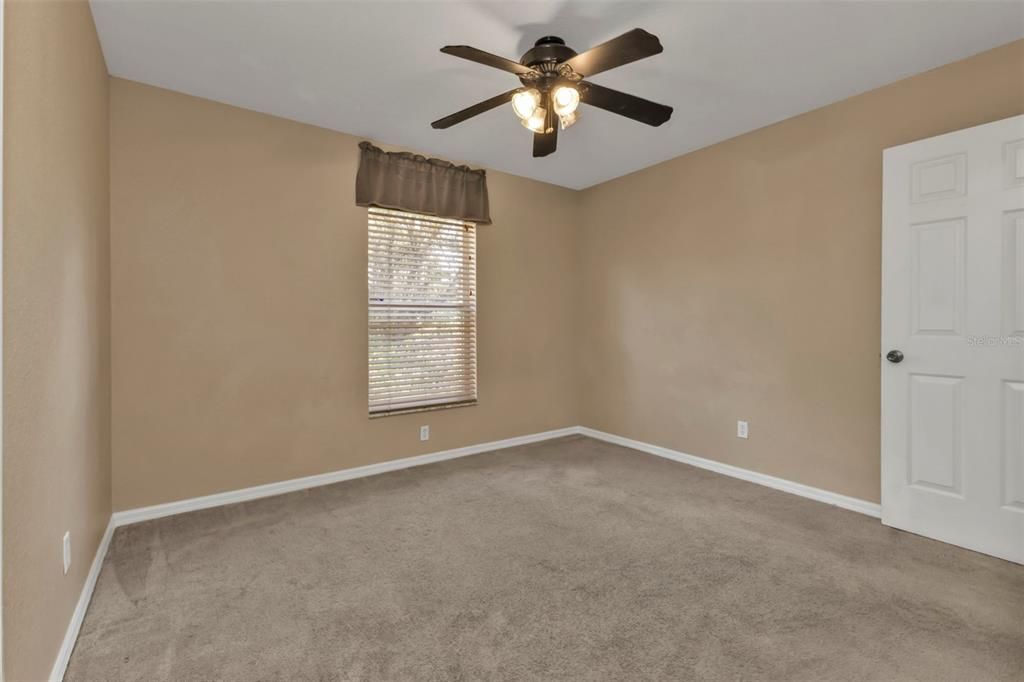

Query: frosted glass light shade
left=511, top=89, right=541, bottom=120
left=552, top=86, right=580, bottom=116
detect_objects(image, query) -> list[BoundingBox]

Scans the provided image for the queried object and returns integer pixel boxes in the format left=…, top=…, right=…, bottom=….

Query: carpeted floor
left=67, top=435, right=1024, bottom=681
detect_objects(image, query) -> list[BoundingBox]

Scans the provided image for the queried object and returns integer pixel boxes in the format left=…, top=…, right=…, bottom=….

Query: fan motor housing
left=519, top=36, right=576, bottom=72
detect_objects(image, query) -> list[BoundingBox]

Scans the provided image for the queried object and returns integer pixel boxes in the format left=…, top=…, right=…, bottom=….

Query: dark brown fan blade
left=440, top=45, right=537, bottom=75
left=532, top=97, right=558, bottom=157
left=431, top=89, right=519, bottom=129
left=532, top=126, right=557, bottom=157
left=561, top=28, right=663, bottom=78
left=580, top=81, right=672, bottom=127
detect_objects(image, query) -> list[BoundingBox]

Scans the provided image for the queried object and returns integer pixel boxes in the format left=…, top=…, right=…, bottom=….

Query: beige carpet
left=67, top=435, right=1023, bottom=681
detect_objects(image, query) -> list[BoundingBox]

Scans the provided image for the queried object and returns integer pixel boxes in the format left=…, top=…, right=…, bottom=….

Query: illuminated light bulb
left=522, top=106, right=548, bottom=133
left=511, top=89, right=541, bottom=120
left=552, top=85, right=580, bottom=116
left=558, top=110, right=578, bottom=130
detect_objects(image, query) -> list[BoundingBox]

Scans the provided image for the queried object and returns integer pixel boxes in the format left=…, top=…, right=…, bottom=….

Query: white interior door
left=882, top=114, right=1024, bottom=565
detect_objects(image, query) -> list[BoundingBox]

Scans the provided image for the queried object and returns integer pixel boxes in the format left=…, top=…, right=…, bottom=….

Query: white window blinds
left=368, top=207, right=477, bottom=416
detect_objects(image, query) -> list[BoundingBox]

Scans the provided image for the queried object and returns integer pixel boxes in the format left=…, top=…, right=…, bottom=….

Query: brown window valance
left=355, top=142, right=491, bottom=225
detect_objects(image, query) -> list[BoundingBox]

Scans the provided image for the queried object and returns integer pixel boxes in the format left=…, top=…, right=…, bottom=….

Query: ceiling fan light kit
left=432, top=30, right=673, bottom=158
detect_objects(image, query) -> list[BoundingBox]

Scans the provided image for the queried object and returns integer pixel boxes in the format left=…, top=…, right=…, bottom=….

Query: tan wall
left=2, top=1, right=111, bottom=680
left=111, top=42, right=1024, bottom=512
left=110, top=79, right=581, bottom=510
left=577, top=40, right=1024, bottom=503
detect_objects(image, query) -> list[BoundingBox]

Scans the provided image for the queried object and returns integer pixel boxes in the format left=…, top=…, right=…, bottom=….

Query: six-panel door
left=881, top=115, right=1024, bottom=565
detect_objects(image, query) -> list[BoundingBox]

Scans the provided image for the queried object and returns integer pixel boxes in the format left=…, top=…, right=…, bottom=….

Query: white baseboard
left=110, top=424, right=881, bottom=530
left=111, top=426, right=581, bottom=528
left=579, top=427, right=881, bottom=518
left=49, top=517, right=114, bottom=682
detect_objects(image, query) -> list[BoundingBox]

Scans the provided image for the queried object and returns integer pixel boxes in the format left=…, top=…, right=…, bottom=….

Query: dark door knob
left=886, top=350, right=904, bottom=364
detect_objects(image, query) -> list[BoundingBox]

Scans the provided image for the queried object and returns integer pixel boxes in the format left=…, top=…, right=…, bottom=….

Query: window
left=368, top=207, right=477, bottom=416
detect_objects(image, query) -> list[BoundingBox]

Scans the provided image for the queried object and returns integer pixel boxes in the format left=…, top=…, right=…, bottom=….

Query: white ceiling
left=90, top=1, right=1024, bottom=190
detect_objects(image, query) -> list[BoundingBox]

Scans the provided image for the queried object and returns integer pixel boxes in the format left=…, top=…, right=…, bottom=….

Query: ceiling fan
left=431, top=29, right=673, bottom=158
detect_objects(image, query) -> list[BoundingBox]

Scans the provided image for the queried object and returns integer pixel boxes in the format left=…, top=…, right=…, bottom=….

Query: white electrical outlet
left=420, top=425, right=430, bottom=441
left=62, top=531, right=71, bottom=575
left=737, top=421, right=749, bottom=439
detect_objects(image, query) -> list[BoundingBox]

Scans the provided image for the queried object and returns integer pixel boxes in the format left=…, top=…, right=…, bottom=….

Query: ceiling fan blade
left=431, top=89, right=519, bottom=129
left=440, top=45, right=537, bottom=76
left=532, top=95, right=558, bottom=157
left=580, top=81, right=672, bottom=127
left=533, top=124, right=557, bottom=158
left=562, top=28, right=663, bottom=78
